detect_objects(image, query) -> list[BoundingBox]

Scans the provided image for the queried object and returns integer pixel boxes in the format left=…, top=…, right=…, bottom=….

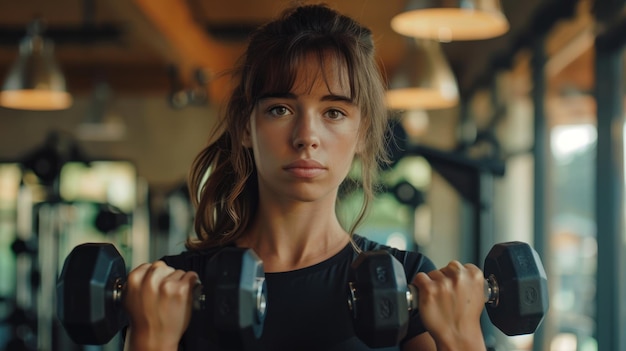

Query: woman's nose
left=292, top=113, right=320, bottom=150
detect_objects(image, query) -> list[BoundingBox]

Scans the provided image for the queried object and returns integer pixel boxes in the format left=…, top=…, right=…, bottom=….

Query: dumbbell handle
left=111, top=277, right=267, bottom=315
left=406, top=274, right=500, bottom=311
left=111, top=278, right=207, bottom=310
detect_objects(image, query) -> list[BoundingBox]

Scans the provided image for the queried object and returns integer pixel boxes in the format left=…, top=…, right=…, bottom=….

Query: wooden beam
left=545, top=0, right=595, bottom=93
left=131, top=0, right=243, bottom=107
left=65, top=63, right=171, bottom=96
left=105, top=0, right=178, bottom=64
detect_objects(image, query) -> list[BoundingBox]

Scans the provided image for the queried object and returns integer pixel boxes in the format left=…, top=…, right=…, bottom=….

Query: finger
left=413, top=271, right=447, bottom=299
left=164, top=269, right=186, bottom=281
left=181, top=270, right=200, bottom=285
left=147, top=260, right=175, bottom=276
left=426, top=268, right=452, bottom=286
left=411, top=272, right=436, bottom=304
left=164, top=269, right=199, bottom=285
left=160, top=270, right=199, bottom=296
left=440, top=260, right=464, bottom=278
left=161, top=269, right=200, bottom=289
left=159, top=271, right=195, bottom=298
left=463, top=263, right=484, bottom=281
left=127, top=263, right=152, bottom=287
left=412, top=271, right=431, bottom=288
left=148, top=260, right=172, bottom=272
left=143, top=261, right=176, bottom=289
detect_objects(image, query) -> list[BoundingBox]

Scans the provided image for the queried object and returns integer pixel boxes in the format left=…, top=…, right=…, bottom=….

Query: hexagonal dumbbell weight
left=204, top=246, right=268, bottom=349
left=347, top=241, right=549, bottom=348
left=483, top=241, right=549, bottom=336
left=347, top=251, right=413, bottom=347
left=56, top=243, right=267, bottom=346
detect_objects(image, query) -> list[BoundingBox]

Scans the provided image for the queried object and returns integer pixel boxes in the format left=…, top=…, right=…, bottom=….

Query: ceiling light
left=0, top=20, right=72, bottom=111
left=385, top=38, right=459, bottom=110
left=391, top=0, right=509, bottom=42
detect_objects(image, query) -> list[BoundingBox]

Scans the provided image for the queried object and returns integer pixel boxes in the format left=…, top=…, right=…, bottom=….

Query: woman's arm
left=403, top=261, right=487, bottom=351
left=402, top=331, right=437, bottom=351
left=122, top=260, right=199, bottom=351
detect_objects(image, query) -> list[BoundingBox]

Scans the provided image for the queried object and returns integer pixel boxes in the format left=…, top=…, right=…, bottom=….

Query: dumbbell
left=56, top=243, right=267, bottom=347
left=347, top=241, right=549, bottom=348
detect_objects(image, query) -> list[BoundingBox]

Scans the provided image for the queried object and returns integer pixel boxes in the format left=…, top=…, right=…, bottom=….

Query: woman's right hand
left=123, top=260, right=199, bottom=351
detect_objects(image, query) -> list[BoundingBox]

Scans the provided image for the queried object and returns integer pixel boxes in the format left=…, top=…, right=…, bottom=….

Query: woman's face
left=244, top=53, right=363, bottom=205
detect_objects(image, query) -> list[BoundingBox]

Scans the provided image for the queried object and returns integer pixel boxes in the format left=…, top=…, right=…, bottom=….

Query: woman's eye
left=326, top=109, right=346, bottom=120
left=269, top=106, right=290, bottom=116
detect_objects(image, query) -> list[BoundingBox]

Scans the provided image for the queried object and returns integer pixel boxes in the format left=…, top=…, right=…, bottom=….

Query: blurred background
left=0, top=0, right=624, bottom=350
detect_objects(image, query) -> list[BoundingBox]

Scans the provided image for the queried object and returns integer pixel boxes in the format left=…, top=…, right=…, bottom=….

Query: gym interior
left=0, top=0, right=624, bottom=350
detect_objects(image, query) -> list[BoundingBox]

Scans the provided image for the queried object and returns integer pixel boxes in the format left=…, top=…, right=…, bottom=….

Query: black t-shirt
left=160, top=234, right=436, bottom=351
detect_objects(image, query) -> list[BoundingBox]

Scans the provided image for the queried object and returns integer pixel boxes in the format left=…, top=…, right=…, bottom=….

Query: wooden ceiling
left=0, top=0, right=595, bottom=107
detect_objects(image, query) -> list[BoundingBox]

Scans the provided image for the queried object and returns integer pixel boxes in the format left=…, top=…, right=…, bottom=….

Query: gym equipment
left=10, top=238, right=37, bottom=256
left=56, top=243, right=267, bottom=346
left=347, top=241, right=548, bottom=348
left=94, top=204, right=130, bottom=234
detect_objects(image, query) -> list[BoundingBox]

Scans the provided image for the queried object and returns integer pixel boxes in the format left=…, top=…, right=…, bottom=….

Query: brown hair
left=186, top=3, right=389, bottom=249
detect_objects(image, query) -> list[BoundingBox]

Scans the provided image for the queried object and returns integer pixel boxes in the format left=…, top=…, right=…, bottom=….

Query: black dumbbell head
left=56, top=243, right=128, bottom=344
left=204, top=247, right=267, bottom=349
left=348, top=250, right=410, bottom=348
left=484, top=242, right=549, bottom=336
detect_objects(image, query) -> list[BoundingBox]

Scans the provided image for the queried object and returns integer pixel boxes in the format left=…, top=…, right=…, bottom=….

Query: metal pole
left=531, top=33, right=549, bottom=351
left=479, top=172, right=497, bottom=350
left=592, top=0, right=626, bottom=345
left=36, top=203, right=57, bottom=351
left=594, top=34, right=626, bottom=351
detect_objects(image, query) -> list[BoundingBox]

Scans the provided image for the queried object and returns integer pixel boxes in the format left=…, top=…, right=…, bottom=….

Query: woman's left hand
left=411, top=260, right=487, bottom=351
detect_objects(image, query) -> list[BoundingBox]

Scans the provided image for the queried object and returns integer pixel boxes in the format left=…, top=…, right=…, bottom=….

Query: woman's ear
left=242, top=121, right=252, bottom=148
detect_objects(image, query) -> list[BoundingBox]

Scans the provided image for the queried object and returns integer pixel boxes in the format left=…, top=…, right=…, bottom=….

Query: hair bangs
left=246, top=37, right=360, bottom=104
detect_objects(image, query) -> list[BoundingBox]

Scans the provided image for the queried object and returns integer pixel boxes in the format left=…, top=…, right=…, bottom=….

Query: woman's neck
left=236, top=200, right=350, bottom=272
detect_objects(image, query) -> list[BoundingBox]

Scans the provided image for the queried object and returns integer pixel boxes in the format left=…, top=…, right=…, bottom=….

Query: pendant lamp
left=385, top=38, right=459, bottom=110
left=391, top=0, right=509, bottom=42
left=0, top=20, right=72, bottom=111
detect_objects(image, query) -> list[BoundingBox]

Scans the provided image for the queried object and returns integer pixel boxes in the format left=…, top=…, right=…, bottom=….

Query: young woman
left=123, top=4, right=487, bottom=351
